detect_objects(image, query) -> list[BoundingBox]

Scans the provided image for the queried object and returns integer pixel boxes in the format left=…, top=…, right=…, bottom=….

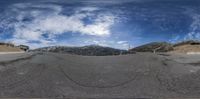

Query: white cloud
left=2, top=3, right=116, bottom=48
left=33, top=14, right=114, bottom=36
left=184, top=9, right=200, bottom=40
left=187, top=15, right=200, bottom=39
left=80, top=0, right=144, bottom=5
left=117, top=41, right=128, bottom=44
left=79, top=7, right=99, bottom=12
left=117, top=41, right=129, bottom=49
left=169, top=35, right=180, bottom=43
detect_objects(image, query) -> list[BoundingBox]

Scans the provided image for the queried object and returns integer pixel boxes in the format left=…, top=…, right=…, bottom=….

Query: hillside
left=129, top=40, right=200, bottom=54
left=129, top=42, right=174, bottom=53
left=174, top=40, right=200, bottom=47
left=33, top=45, right=128, bottom=56
left=33, top=40, right=200, bottom=55
left=172, top=40, right=200, bottom=53
left=0, top=45, right=22, bottom=52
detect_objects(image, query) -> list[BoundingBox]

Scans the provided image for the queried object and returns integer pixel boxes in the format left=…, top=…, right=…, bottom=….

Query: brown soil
left=171, top=44, right=200, bottom=53
left=0, top=45, right=22, bottom=52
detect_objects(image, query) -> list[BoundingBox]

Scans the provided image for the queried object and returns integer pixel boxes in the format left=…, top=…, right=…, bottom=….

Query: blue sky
left=0, top=0, right=200, bottom=49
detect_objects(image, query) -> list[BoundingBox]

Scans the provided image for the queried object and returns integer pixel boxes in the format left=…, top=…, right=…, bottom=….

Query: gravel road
left=0, top=52, right=200, bottom=98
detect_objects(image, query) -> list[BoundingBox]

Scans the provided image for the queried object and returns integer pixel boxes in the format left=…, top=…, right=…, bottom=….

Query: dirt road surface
left=0, top=52, right=200, bottom=98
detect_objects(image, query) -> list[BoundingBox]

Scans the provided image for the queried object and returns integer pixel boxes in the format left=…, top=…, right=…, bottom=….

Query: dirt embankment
left=0, top=45, right=22, bottom=52
left=171, top=44, right=200, bottom=54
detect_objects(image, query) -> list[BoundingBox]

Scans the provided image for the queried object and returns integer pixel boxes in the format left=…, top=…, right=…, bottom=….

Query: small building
left=17, top=45, right=29, bottom=51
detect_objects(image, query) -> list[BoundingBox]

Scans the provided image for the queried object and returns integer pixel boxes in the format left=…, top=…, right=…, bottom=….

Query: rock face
left=33, top=45, right=128, bottom=56
left=129, top=42, right=174, bottom=53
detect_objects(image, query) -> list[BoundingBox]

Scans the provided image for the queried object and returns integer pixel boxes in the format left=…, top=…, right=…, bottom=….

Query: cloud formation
left=186, top=15, right=200, bottom=40
left=1, top=0, right=199, bottom=49
left=1, top=3, right=116, bottom=48
left=184, top=9, right=200, bottom=40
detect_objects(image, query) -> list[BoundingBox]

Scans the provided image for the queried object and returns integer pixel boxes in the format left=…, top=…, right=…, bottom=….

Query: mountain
left=33, top=40, right=200, bottom=55
left=33, top=45, right=128, bottom=56
left=129, top=42, right=174, bottom=53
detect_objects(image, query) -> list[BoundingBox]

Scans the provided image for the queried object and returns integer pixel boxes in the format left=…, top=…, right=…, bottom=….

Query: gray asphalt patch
left=0, top=52, right=200, bottom=98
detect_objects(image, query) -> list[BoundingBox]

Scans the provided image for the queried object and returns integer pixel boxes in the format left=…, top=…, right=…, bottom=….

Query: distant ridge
left=33, top=45, right=129, bottom=56
left=129, top=42, right=173, bottom=53
left=33, top=40, right=200, bottom=55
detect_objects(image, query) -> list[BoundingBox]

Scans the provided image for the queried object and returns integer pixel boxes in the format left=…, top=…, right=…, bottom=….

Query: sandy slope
left=0, top=45, right=22, bottom=52
left=172, top=44, right=200, bottom=53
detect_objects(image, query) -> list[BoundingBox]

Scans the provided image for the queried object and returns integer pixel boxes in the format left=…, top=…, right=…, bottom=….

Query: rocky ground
left=0, top=52, right=200, bottom=98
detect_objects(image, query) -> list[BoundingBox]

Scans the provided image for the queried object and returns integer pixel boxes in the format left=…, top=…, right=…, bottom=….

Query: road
left=0, top=52, right=200, bottom=98
left=0, top=52, right=32, bottom=62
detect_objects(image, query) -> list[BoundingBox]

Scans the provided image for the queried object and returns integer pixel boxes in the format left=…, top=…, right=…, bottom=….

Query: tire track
left=58, top=65, right=138, bottom=88
left=50, top=54, right=139, bottom=88
left=0, top=62, right=46, bottom=90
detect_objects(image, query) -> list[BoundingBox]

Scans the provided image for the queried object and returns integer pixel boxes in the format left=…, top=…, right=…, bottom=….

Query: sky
left=0, top=0, right=200, bottom=49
